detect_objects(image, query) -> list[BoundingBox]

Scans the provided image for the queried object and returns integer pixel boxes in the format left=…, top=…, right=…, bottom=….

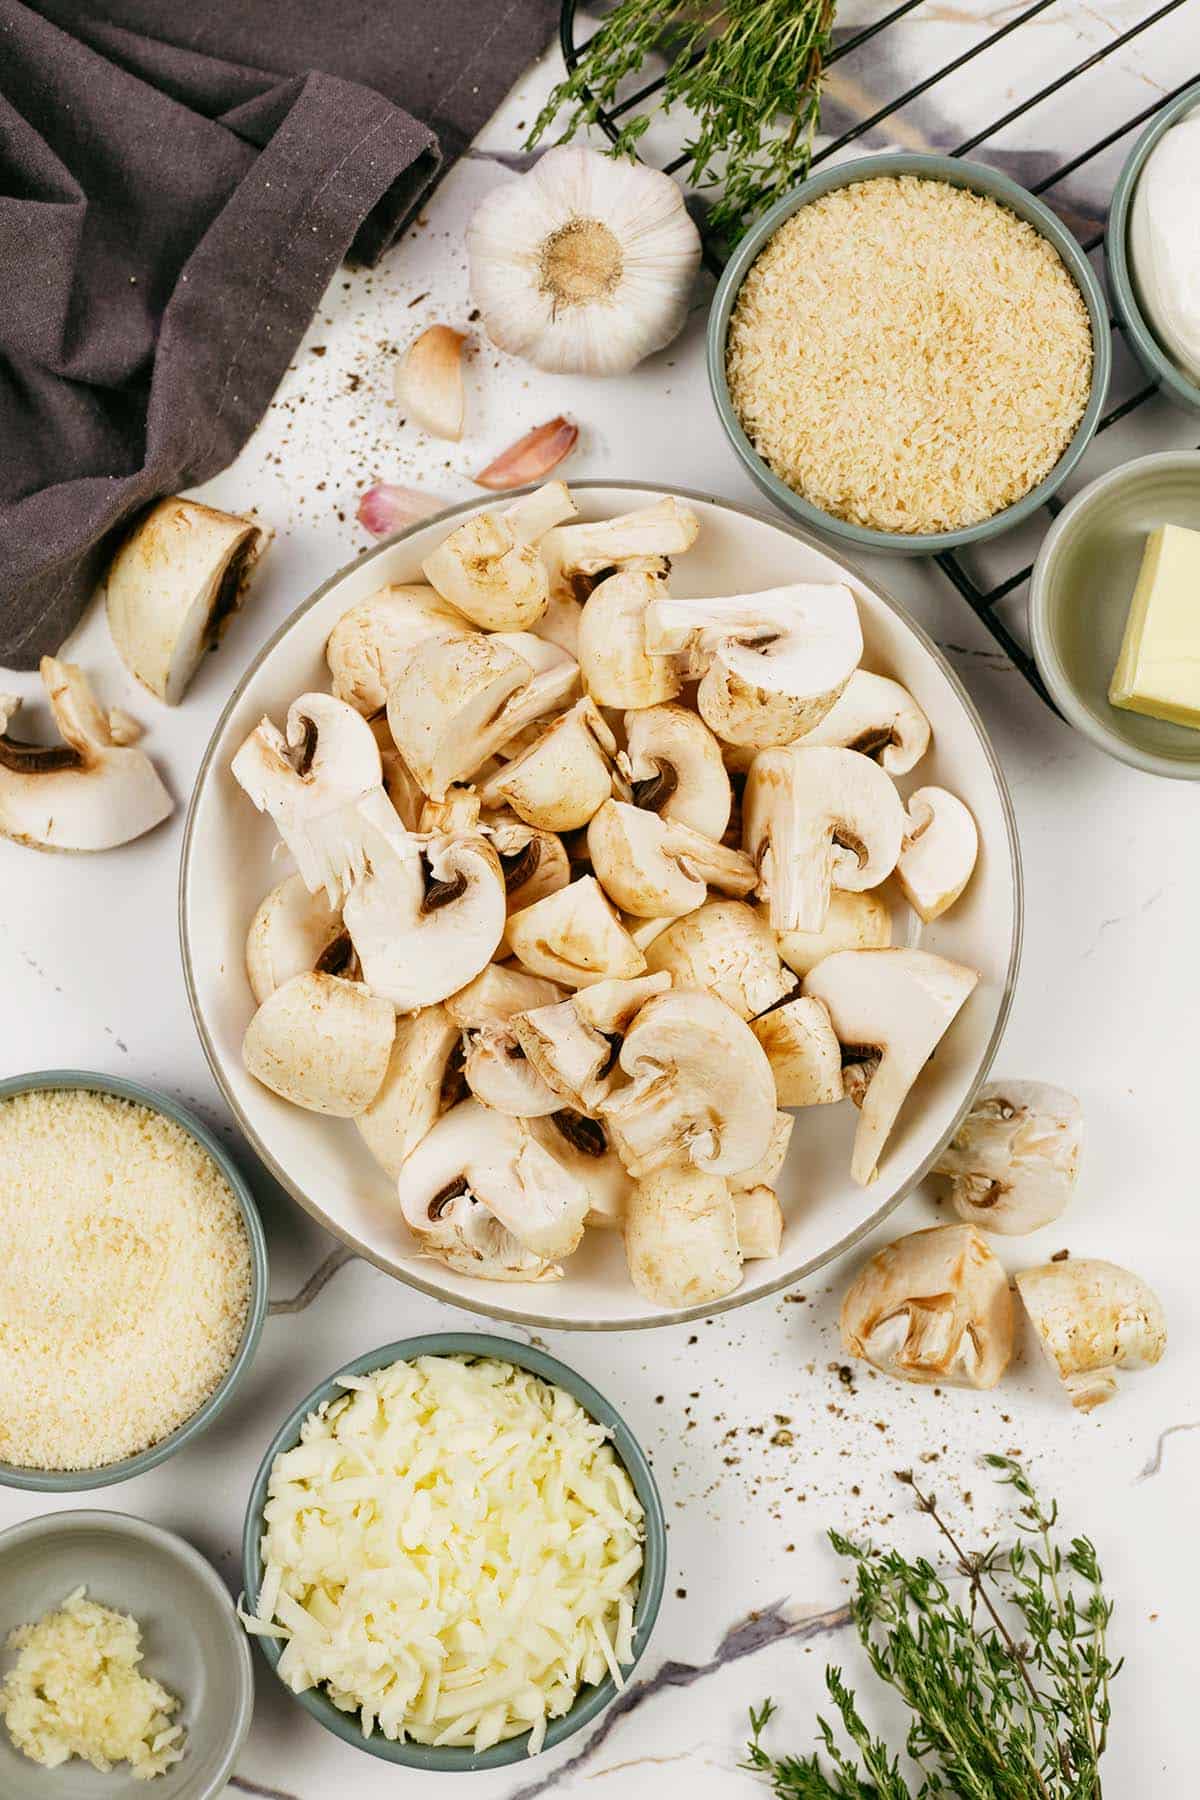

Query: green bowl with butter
left=1030, top=451, right=1200, bottom=778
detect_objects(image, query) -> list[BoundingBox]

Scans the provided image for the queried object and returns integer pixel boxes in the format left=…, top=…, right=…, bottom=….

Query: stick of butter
left=1109, top=523, right=1200, bottom=730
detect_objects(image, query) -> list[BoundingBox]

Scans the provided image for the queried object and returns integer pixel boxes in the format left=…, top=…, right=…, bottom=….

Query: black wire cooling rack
left=559, top=0, right=1199, bottom=708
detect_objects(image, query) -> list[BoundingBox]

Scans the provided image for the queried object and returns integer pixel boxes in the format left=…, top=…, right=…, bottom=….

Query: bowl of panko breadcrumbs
left=0, top=1070, right=267, bottom=1492
left=709, top=154, right=1111, bottom=555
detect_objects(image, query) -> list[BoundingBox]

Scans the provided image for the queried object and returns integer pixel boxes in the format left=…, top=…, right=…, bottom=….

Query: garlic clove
left=356, top=484, right=450, bottom=538
left=474, top=418, right=579, bottom=490
left=395, top=326, right=466, bottom=440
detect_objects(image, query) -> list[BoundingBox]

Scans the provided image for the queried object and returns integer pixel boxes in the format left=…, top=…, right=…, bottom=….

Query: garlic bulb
left=467, top=146, right=702, bottom=377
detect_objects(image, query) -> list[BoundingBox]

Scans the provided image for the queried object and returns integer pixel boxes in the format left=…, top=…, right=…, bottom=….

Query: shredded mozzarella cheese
left=242, top=1355, right=645, bottom=1755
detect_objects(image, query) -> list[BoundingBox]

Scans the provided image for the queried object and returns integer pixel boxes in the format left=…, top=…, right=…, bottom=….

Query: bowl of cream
left=1108, top=81, right=1200, bottom=412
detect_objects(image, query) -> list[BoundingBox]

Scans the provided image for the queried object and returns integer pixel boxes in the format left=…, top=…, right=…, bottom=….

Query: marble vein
left=268, top=1243, right=357, bottom=1316
left=1138, top=1419, right=1200, bottom=1481
left=229, top=1776, right=300, bottom=1800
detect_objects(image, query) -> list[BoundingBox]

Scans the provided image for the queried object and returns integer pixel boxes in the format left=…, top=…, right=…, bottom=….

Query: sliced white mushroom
left=231, top=691, right=396, bottom=904
left=245, top=873, right=351, bottom=1005
left=840, top=1224, right=1013, bottom=1389
left=397, top=1098, right=589, bottom=1268
left=506, top=876, right=647, bottom=987
left=417, top=787, right=481, bottom=836
left=326, top=584, right=471, bottom=715
left=644, top=900, right=795, bottom=1020
left=751, top=996, right=844, bottom=1107
left=587, top=799, right=756, bottom=919
left=804, top=949, right=980, bottom=1186
left=0, top=661, right=172, bottom=853
left=624, top=914, right=675, bottom=955
left=542, top=496, right=699, bottom=607
left=743, top=746, right=905, bottom=934
left=643, top=584, right=863, bottom=748
left=577, top=568, right=682, bottom=709
left=512, top=972, right=671, bottom=1114
left=619, top=703, right=731, bottom=840
left=775, top=889, right=893, bottom=978
left=486, top=816, right=572, bottom=927
left=797, top=670, right=930, bottom=774
left=624, top=1167, right=742, bottom=1310
left=599, top=991, right=776, bottom=1178
left=530, top=1112, right=632, bottom=1229
left=446, top=964, right=568, bottom=1119
left=734, top=1188, right=784, bottom=1260
left=242, top=971, right=393, bottom=1116
left=933, top=1082, right=1082, bottom=1235
left=477, top=699, right=616, bottom=831
left=105, top=498, right=270, bottom=704
left=356, top=1004, right=463, bottom=1176
left=421, top=482, right=578, bottom=629
left=445, top=963, right=567, bottom=1028
left=731, top=1110, right=795, bottom=1192
left=1015, top=1258, right=1166, bottom=1411
left=895, top=787, right=979, bottom=923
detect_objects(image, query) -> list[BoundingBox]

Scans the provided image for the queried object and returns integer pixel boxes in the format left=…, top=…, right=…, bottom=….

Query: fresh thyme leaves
left=528, top=0, right=837, bottom=250
left=746, top=1457, right=1117, bottom=1800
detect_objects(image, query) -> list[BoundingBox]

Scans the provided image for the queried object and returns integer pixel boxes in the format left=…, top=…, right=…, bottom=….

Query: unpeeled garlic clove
left=474, top=417, right=578, bottom=490
left=356, top=484, right=450, bottom=538
left=395, top=326, right=466, bottom=440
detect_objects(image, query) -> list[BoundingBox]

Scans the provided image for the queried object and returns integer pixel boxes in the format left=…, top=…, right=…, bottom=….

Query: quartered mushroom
left=417, top=787, right=481, bottom=835
left=743, top=745, right=905, bottom=934
left=542, top=495, right=699, bottom=609
left=625, top=1166, right=742, bottom=1309
left=804, top=948, right=980, bottom=1186
left=751, top=995, right=844, bottom=1106
left=933, top=1081, right=1082, bottom=1235
left=895, top=787, right=979, bottom=923
left=530, top=1112, right=632, bottom=1230
left=245, top=873, right=351, bottom=1005
left=733, top=1187, right=784, bottom=1260
left=577, top=567, right=682, bottom=709
left=643, top=582, right=863, bottom=747
left=840, top=1223, right=1013, bottom=1389
left=232, top=691, right=395, bottom=904
left=356, top=1004, right=463, bottom=1177
left=734, top=1110, right=795, bottom=1193
left=447, top=963, right=568, bottom=1119
left=587, top=798, right=757, bottom=919
left=477, top=698, right=617, bottom=831
left=0, top=660, right=172, bottom=852
left=600, top=990, right=776, bottom=1179
left=106, top=497, right=271, bottom=705
left=506, top=875, right=647, bottom=987
left=421, top=481, right=578, bottom=629
left=512, top=971, right=671, bottom=1114
left=774, top=889, right=893, bottom=978
left=619, top=703, right=732, bottom=840
left=644, top=899, right=795, bottom=1020
left=797, top=669, right=931, bottom=774
left=242, top=971, right=394, bottom=1116
left=326, top=584, right=471, bottom=715
left=484, top=817, right=572, bottom=938
left=1015, top=1258, right=1166, bottom=1410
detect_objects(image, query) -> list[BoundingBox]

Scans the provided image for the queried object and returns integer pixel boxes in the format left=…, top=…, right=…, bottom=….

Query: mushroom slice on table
left=512, top=971, right=670, bottom=1114
left=422, top=481, right=578, bottom=629
left=530, top=1112, right=632, bottom=1229
left=1015, top=1259, right=1165, bottom=1410
left=507, top=875, right=647, bottom=987
left=644, top=900, right=795, bottom=1020
left=933, top=1081, right=1082, bottom=1234
left=841, top=1223, right=1013, bottom=1389
left=326, top=584, right=472, bottom=716
left=242, top=971, right=393, bottom=1116
left=895, top=787, right=979, bottom=923
left=751, top=995, right=844, bottom=1106
left=774, top=889, right=893, bottom=978
left=357, top=1004, right=463, bottom=1177
left=0, top=661, right=172, bottom=852
left=232, top=691, right=395, bottom=904
left=743, top=745, right=905, bottom=934
left=600, top=990, right=776, bottom=1179
left=245, top=873, right=351, bottom=1004
left=804, top=949, right=980, bottom=1186
left=577, top=568, right=682, bottom=709
left=587, top=799, right=756, bottom=919
left=106, top=497, right=270, bottom=705
left=619, top=703, right=732, bottom=841
left=343, top=823, right=507, bottom=1011
left=733, top=1187, right=784, bottom=1260
left=624, top=1167, right=742, bottom=1310
left=797, top=670, right=931, bottom=774
left=643, top=583, right=863, bottom=748
left=397, top=1098, right=590, bottom=1270
left=477, top=698, right=617, bottom=831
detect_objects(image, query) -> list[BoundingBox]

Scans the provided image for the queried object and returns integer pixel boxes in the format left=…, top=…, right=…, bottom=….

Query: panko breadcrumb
left=726, top=175, right=1093, bottom=535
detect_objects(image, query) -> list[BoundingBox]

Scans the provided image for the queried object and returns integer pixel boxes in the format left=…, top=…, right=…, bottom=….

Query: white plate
left=181, top=484, right=1021, bottom=1330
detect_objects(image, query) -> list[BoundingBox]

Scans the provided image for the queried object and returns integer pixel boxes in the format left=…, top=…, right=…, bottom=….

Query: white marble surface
left=2, top=3, right=1199, bottom=1794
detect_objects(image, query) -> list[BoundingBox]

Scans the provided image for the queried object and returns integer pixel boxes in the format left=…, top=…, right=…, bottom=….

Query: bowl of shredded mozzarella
left=240, top=1336, right=665, bottom=1769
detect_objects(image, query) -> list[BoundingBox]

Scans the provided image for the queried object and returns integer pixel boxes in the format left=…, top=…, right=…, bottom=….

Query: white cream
left=1129, top=112, right=1200, bottom=383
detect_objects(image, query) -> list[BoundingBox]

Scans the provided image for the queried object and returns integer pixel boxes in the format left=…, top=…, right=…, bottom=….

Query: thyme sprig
left=745, top=1457, right=1117, bottom=1800
left=529, top=0, right=836, bottom=249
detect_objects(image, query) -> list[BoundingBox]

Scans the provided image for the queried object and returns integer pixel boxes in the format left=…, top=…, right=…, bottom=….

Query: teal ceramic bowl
left=0, top=1069, right=268, bottom=1493
left=1030, top=450, right=1200, bottom=778
left=243, top=1333, right=666, bottom=1772
left=708, top=152, right=1112, bottom=556
left=1107, top=80, right=1200, bottom=414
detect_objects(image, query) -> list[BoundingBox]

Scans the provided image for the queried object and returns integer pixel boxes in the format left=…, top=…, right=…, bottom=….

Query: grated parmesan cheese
left=243, top=1355, right=645, bottom=1756
left=0, top=1088, right=251, bottom=1470
left=726, top=175, right=1093, bottom=535
left=0, top=1587, right=185, bottom=1779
